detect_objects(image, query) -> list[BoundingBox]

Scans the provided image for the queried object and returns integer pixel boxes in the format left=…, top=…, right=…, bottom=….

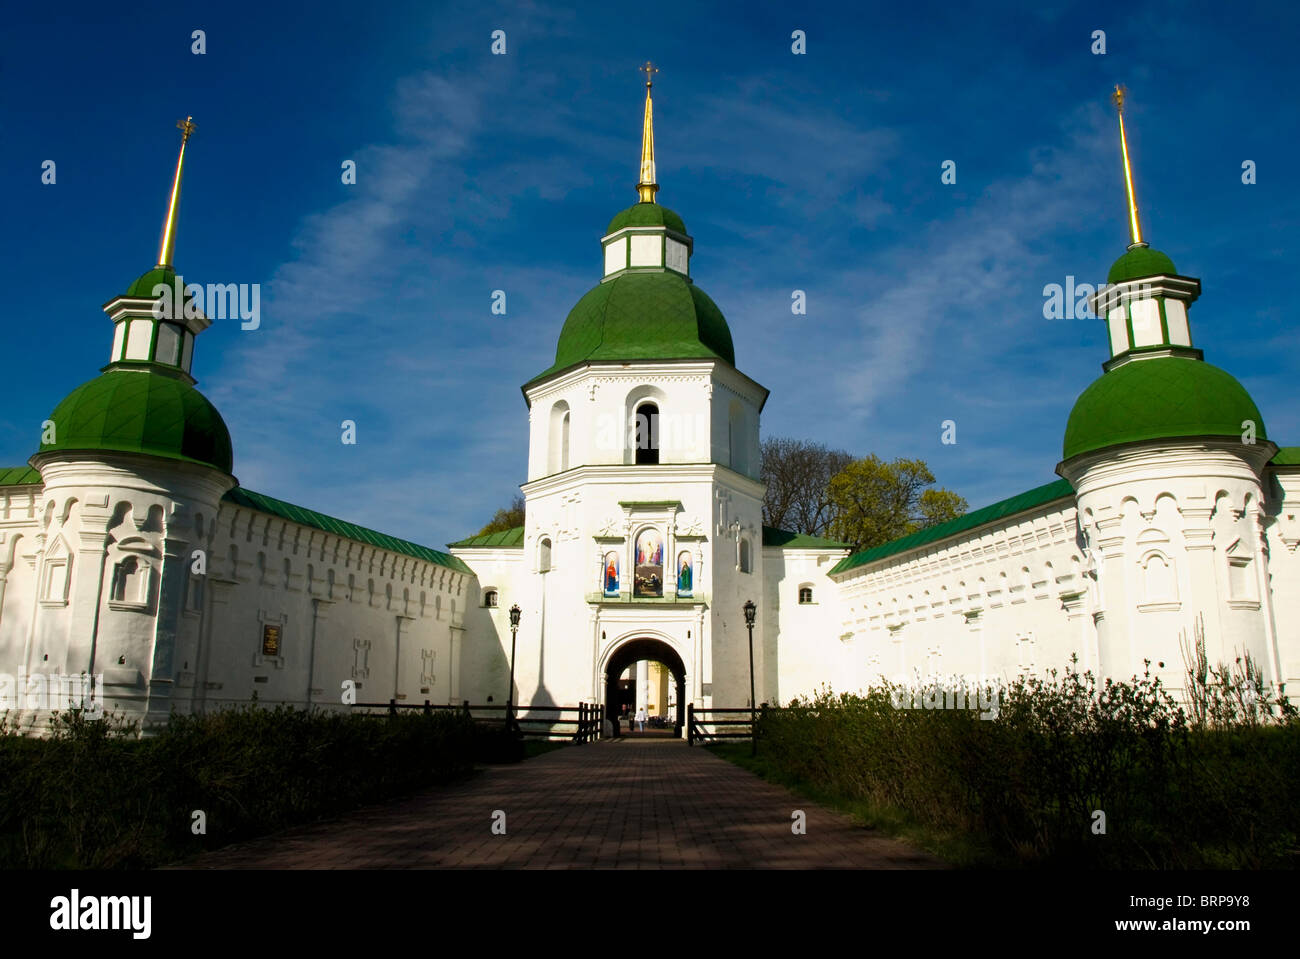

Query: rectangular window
left=1130, top=299, right=1162, bottom=348
left=42, top=560, right=69, bottom=604
left=630, top=234, right=661, bottom=267
left=1164, top=300, right=1191, bottom=347
left=604, top=237, right=627, bottom=275
left=665, top=238, right=688, bottom=274
left=155, top=322, right=182, bottom=365
left=1228, top=557, right=1255, bottom=600
left=125, top=319, right=153, bottom=360
left=1107, top=307, right=1129, bottom=354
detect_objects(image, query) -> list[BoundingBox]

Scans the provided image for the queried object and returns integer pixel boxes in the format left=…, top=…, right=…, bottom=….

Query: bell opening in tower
left=635, top=402, right=660, bottom=465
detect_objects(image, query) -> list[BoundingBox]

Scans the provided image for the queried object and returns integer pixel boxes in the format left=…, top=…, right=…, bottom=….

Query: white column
left=635, top=660, right=648, bottom=713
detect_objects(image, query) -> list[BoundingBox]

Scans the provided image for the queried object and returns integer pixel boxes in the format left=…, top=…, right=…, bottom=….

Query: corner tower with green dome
left=25, top=117, right=238, bottom=730
left=1058, top=86, right=1284, bottom=692
left=36, top=117, right=233, bottom=476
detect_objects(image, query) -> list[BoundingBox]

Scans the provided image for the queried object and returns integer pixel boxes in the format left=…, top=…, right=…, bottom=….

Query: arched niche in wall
left=108, top=537, right=160, bottom=612
left=548, top=400, right=571, bottom=474
left=1138, top=549, right=1179, bottom=607
left=728, top=399, right=746, bottom=475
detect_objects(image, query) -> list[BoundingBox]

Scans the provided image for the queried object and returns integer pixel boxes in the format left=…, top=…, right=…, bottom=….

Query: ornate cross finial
left=641, top=60, right=658, bottom=89
left=1111, top=84, right=1126, bottom=114
left=157, top=115, right=198, bottom=269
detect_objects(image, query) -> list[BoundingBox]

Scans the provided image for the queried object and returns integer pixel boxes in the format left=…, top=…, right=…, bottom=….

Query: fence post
left=462, top=700, right=471, bottom=718
left=687, top=703, right=695, bottom=746
left=423, top=698, right=432, bottom=716
left=388, top=698, right=398, bottom=716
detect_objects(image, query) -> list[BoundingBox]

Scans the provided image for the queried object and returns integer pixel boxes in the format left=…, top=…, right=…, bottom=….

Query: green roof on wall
left=224, top=487, right=471, bottom=573
left=447, top=526, right=526, bottom=549
left=0, top=466, right=42, bottom=486
left=830, top=479, right=1075, bottom=576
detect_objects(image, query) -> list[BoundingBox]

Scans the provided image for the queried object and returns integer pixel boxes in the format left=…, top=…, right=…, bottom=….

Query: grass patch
left=706, top=743, right=985, bottom=867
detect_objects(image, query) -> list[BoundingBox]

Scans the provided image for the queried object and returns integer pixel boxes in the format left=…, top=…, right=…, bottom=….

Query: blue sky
left=3, top=0, right=1297, bottom=547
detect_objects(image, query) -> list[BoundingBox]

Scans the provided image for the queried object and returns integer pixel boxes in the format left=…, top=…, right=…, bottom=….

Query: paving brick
left=178, top=740, right=944, bottom=870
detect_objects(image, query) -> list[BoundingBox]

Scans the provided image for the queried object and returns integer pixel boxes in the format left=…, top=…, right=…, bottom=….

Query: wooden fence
left=686, top=703, right=772, bottom=746
left=352, top=700, right=603, bottom=743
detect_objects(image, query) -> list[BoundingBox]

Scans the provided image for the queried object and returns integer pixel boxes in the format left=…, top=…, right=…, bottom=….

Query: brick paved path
left=179, top=739, right=943, bottom=869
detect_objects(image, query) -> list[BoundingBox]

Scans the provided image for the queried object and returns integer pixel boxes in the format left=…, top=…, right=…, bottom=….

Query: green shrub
left=755, top=665, right=1299, bottom=868
left=0, top=705, right=477, bottom=869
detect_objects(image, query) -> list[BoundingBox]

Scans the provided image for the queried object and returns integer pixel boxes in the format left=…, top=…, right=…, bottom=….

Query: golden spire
left=157, top=116, right=197, bottom=269
left=1111, top=85, right=1144, bottom=248
left=637, top=61, right=658, bottom=203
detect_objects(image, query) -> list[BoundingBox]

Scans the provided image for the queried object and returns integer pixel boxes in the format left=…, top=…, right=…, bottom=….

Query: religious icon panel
left=634, top=529, right=664, bottom=597
left=603, top=551, right=620, bottom=595
left=676, top=551, right=693, bottom=597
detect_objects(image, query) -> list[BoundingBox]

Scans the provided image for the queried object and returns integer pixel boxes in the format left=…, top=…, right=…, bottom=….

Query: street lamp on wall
left=507, top=604, right=522, bottom=733
left=743, top=598, right=757, bottom=757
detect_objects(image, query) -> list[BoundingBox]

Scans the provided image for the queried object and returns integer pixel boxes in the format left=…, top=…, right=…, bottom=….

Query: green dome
left=606, top=202, right=687, bottom=236
left=124, top=267, right=177, bottom=298
left=530, top=271, right=734, bottom=384
left=1107, top=246, right=1178, bottom=284
left=1063, top=357, right=1265, bottom=460
left=39, top=368, right=233, bottom=474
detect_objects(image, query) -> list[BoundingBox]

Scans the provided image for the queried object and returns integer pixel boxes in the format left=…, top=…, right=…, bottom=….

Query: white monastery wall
left=762, top=545, right=853, bottom=704
left=832, top=496, right=1092, bottom=691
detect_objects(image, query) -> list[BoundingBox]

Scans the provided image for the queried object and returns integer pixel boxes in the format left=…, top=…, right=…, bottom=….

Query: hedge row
left=0, top=706, right=504, bottom=869
left=756, top=669, right=1300, bottom=868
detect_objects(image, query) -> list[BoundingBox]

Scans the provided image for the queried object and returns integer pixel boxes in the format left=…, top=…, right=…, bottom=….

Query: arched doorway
left=604, top=637, right=686, bottom=738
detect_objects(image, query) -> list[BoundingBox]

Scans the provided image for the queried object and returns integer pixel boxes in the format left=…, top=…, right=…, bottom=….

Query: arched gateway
left=603, top=638, right=686, bottom=738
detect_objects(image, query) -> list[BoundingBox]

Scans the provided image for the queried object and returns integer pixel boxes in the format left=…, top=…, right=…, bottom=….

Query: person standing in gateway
left=635, top=706, right=647, bottom=732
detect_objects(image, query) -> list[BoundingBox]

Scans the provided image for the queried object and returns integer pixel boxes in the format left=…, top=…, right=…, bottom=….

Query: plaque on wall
left=261, top=623, right=281, bottom=657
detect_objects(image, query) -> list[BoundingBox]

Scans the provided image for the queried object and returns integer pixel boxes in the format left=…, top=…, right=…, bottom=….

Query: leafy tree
left=827, top=456, right=967, bottom=551
left=477, top=495, right=525, bottom=535
left=760, top=437, right=854, bottom=537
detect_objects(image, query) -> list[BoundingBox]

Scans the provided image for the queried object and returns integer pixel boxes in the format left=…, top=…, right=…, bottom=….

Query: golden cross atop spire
left=637, top=63, right=659, bottom=203
left=1111, top=85, right=1144, bottom=247
left=157, top=116, right=197, bottom=269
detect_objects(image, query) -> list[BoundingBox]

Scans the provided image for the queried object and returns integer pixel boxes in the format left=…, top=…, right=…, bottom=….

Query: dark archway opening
left=604, top=638, right=686, bottom=739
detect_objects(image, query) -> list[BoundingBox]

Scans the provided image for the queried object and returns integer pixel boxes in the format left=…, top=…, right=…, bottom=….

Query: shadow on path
left=176, top=739, right=945, bottom=870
